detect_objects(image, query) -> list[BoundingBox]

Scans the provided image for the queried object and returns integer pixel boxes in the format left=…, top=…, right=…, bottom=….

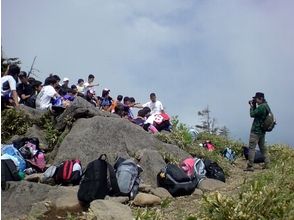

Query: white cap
left=63, top=77, right=69, bottom=82
left=103, top=88, right=110, bottom=91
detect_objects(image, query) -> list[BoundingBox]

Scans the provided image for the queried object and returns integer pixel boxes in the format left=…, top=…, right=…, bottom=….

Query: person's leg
left=246, top=133, right=259, bottom=170
left=258, top=134, right=270, bottom=168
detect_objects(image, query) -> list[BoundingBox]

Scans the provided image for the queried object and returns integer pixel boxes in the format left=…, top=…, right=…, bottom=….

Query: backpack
left=157, top=163, right=198, bottom=197
left=13, top=137, right=40, bottom=151
left=180, top=157, right=195, bottom=177
left=222, top=147, right=236, bottom=162
left=77, top=154, right=119, bottom=204
left=1, top=159, right=21, bottom=190
left=26, top=152, right=46, bottom=172
left=204, top=159, right=226, bottom=183
left=1, top=145, right=26, bottom=172
left=243, top=146, right=265, bottom=163
left=262, top=105, right=276, bottom=132
left=54, top=159, right=82, bottom=186
left=193, top=158, right=207, bottom=181
left=203, top=141, right=215, bottom=151
left=114, top=158, right=142, bottom=199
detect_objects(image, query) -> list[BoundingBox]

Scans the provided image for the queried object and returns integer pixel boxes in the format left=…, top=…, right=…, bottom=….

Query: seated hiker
left=132, top=109, right=147, bottom=127
left=26, top=80, right=43, bottom=108
left=1, top=64, right=20, bottom=110
left=35, top=76, right=60, bottom=110
left=114, top=102, right=129, bottom=118
left=153, top=112, right=171, bottom=132
left=127, top=97, right=137, bottom=120
left=63, top=85, right=78, bottom=102
left=76, top=78, right=85, bottom=93
left=135, top=93, right=164, bottom=115
left=16, top=71, right=34, bottom=106
left=84, top=89, right=99, bottom=107
left=84, top=74, right=99, bottom=95
left=60, top=77, right=70, bottom=96
left=108, top=94, right=123, bottom=113
left=99, top=88, right=112, bottom=111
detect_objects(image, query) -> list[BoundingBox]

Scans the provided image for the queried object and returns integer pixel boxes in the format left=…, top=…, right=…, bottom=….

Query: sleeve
left=159, top=101, right=164, bottom=110
left=48, top=86, right=57, bottom=97
left=250, top=105, right=266, bottom=118
left=142, top=102, right=149, bottom=108
left=8, top=76, right=16, bottom=91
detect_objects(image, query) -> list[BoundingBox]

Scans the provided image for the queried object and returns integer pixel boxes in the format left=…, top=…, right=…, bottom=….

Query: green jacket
left=250, top=102, right=269, bottom=135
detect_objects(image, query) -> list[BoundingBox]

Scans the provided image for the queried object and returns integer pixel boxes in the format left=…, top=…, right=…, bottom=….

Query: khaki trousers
left=248, top=133, right=270, bottom=167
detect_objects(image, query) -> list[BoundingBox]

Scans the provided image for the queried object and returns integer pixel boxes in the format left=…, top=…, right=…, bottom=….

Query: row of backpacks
left=157, top=157, right=226, bottom=197
left=43, top=154, right=143, bottom=205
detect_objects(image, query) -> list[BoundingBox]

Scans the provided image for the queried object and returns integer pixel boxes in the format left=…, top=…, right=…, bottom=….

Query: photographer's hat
left=253, top=92, right=265, bottom=99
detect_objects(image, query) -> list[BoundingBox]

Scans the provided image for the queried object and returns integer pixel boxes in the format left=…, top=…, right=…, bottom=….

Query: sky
left=2, top=0, right=294, bottom=146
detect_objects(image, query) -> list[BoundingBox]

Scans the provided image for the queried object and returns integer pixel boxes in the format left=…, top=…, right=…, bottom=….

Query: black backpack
left=1, top=159, right=21, bottom=190
left=157, top=163, right=198, bottom=197
left=204, top=159, right=226, bottom=183
left=243, top=146, right=265, bottom=163
left=77, top=154, right=119, bottom=204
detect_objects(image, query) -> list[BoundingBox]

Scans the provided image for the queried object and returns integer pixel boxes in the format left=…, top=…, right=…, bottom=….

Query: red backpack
left=54, top=159, right=82, bottom=185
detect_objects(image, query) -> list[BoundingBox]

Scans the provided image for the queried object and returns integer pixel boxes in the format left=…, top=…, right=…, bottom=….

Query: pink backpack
left=26, top=152, right=46, bottom=172
left=180, top=157, right=195, bottom=177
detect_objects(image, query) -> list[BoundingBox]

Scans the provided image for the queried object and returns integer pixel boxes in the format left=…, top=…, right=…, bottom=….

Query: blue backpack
left=222, top=147, right=236, bottom=162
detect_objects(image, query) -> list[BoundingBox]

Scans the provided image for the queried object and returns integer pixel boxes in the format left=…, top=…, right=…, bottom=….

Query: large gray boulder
left=1, top=181, right=81, bottom=220
left=55, top=96, right=118, bottom=130
left=54, top=116, right=189, bottom=186
left=1, top=181, right=52, bottom=219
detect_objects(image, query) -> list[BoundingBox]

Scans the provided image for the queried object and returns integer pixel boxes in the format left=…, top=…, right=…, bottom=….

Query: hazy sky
left=2, top=0, right=294, bottom=146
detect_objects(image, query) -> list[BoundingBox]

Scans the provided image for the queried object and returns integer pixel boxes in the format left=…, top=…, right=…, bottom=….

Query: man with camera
left=244, top=92, right=270, bottom=172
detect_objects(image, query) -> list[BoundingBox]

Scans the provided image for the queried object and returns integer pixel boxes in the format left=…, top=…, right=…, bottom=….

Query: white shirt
left=1, top=75, right=16, bottom=97
left=76, top=85, right=85, bottom=93
left=142, top=100, right=164, bottom=115
left=36, top=85, right=56, bottom=110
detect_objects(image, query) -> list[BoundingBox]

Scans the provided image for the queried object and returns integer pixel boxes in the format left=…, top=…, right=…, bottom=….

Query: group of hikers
left=1, top=64, right=171, bottom=134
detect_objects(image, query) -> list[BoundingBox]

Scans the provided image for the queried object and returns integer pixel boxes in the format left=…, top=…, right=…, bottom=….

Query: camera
left=248, top=98, right=256, bottom=106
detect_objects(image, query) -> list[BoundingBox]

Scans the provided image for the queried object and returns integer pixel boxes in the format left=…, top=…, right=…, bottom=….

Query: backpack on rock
left=114, top=157, right=143, bottom=199
left=77, top=154, right=119, bottom=204
left=157, top=163, right=198, bottom=197
left=54, top=159, right=82, bottom=186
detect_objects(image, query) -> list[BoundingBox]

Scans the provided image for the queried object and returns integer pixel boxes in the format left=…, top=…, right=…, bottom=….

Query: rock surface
left=90, top=200, right=133, bottom=220
left=197, top=178, right=226, bottom=192
left=150, top=187, right=173, bottom=199
left=133, top=192, right=161, bottom=206
left=54, top=115, right=189, bottom=186
left=1, top=181, right=81, bottom=220
left=55, top=97, right=118, bottom=131
left=25, top=124, right=48, bottom=150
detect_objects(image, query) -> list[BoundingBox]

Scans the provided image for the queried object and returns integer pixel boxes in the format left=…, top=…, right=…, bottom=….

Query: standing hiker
left=244, top=92, right=271, bottom=171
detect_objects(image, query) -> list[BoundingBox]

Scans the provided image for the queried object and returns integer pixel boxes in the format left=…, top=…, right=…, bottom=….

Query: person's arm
left=12, top=90, right=19, bottom=108
left=250, top=105, right=266, bottom=118
left=21, top=94, right=31, bottom=100
left=86, top=83, right=99, bottom=88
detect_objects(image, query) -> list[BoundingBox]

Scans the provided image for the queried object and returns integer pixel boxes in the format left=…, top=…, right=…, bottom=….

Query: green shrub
left=157, top=116, right=192, bottom=150
left=36, top=112, right=60, bottom=150
left=1, top=109, right=32, bottom=142
left=198, top=144, right=294, bottom=220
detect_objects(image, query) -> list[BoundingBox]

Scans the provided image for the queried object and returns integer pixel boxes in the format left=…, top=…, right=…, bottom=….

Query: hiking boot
left=244, top=166, right=254, bottom=172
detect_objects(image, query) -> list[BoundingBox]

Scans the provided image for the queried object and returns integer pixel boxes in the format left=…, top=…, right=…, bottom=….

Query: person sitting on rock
left=84, top=74, right=99, bottom=95
left=60, top=77, right=70, bottom=96
left=16, top=71, right=34, bottom=106
left=26, top=80, right=43, bottom=108
left=1, top=64, right=20, bottom=110
left=84, top=89, right=99, bottom=107
left=135, top=93, right=164, bottom=115
left=99, top=88, right=112, bottom=111
left=108, top=94, right=123, bottom=113
left=132, top=109, right=147, bottom=127
left=35, top=76, right=60, bottom=110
